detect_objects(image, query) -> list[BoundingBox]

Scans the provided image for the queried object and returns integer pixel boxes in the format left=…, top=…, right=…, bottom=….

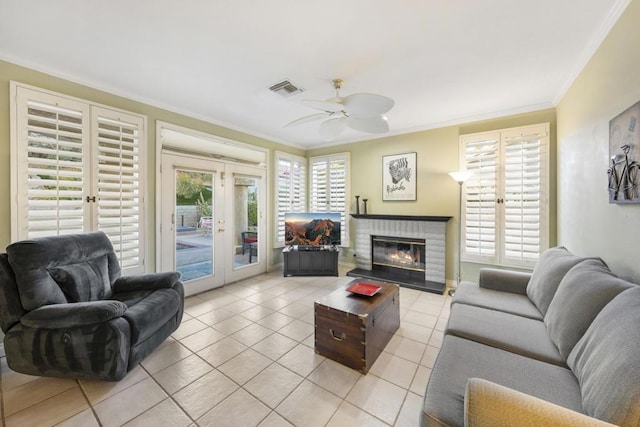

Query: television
left=284, top=212, right=341, bottom=246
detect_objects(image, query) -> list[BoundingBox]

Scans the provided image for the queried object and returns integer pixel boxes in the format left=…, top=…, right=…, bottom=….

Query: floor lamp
left=448, top=170, right=474, bottom=296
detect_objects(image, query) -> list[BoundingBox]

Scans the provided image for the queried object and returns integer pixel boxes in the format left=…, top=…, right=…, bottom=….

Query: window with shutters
left=10, top=82, right=146, bottom=273
left=274, top=151, right=307, bottom=246
left=309, top=153, right=350, bottom=246
left=460, top=123, right=549, bottom=268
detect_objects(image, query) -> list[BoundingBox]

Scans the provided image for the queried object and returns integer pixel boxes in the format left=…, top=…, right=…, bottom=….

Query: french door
left=160, top=152, right=266, bottom=296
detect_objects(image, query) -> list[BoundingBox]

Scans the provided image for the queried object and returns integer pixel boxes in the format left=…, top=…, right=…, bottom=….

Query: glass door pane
left=234, top=175, right=259, bottom=268
left=174, top=170, right=214, bottom=281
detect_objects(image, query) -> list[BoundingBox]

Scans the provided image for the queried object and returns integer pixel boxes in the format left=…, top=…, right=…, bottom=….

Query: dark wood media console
left=283, top=246, right=339, bottom=277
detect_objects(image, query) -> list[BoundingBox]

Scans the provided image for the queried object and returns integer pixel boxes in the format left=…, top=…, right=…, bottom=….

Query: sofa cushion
left=452, top=282, right=542, bottom=320
left=446, top=304, right=564, bottom=366
left=567, top=286, right=640, bottom=426
left=120, top=288, right=182, bottom=345
left=526, top=247, right=586, bottom=315
left=545, top=258, right=636, bottom=360
left=422, top=335, right=584, bottom=427
left=49, top=255, right=112, bottom=302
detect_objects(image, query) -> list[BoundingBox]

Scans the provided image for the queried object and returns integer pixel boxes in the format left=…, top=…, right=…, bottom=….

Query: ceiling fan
left=285, top=79, right=394, bottom=141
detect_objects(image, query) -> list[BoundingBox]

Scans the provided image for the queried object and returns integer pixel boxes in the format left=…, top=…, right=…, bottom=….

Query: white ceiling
left=0, top=1, right=630, bottom=149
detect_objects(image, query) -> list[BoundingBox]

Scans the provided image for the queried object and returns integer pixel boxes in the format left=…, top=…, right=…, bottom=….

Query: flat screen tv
left=284, top=212, right=341, bottom=246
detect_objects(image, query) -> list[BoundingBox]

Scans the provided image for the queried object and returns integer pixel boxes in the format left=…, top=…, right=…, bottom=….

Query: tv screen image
left=284, top=212, right=341, bottom=246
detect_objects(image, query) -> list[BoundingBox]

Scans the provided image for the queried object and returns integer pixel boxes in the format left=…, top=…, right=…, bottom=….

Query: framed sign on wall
left=382, top=152, right=416, bottom=201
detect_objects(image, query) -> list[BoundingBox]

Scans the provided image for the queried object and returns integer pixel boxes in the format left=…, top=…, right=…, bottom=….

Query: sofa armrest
left=21, top=300, right=128, bottom=329
left=478, top=268, right=531, bottom=294
left=113, top=272, right=181, bottom=293
left=465, top=378, right=614, bottom=427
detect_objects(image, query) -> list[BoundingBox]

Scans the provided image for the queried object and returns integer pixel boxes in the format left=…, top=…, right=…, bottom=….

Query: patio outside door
left=160, top=153, right=266, bottom=296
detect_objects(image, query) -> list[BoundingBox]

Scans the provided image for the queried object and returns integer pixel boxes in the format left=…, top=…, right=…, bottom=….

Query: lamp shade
left=449, top=170, right=474, bottom=183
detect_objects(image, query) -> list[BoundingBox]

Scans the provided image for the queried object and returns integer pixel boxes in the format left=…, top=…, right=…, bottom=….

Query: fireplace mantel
left=351, top=214, right=452, bottom=222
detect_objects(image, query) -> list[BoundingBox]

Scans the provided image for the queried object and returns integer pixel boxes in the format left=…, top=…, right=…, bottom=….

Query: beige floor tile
left=141, top=340, right=192, bottom=374
left=154, top=354, right=213, bottom=394
left=223, top=285, right=258, bottom=299
left=428, top=330, right=444, bottom=349
left=385, top=335, right=427, bottom=364
left=257, top=312, right=295, bottom=331
left=369, top=352, right=418, bottom=389
left=245, top=292, right=277, bottom=305
left=231, top=323, right=274, bottom=346
left=93, top=377, right=166, bottom=427
left=197, top=337, right=248, bottom=367
left=81, top=364, right=149, bottom=404
left=239, top=304, right=276, bottom=322
left=212, top=315, right=253, bottom=335
left=403, top=311, right=438, bottom=329
left=276, top=380, right=342, bottom=427
left=244, top=363, right=304, bottom=408
left=434, top=316, right=448, bottom=331
left=297, top=310, right=315, bottom=325
left=327, top=401, right=389, bottom=427
left=0, top=357, right=39, bottom=392
left=395, top=322, right=433, bottom=344
left=409, top=365, right=432, bottom=397
left=278, top=302, right=310, bottom=318
left=172, top=370, right=238, bottom=419
left=394, top=392, right=424, bottom=427
left=123, top=398, right=192, bottom=427
left=198, top=388, right=270, bottom=427
left=55, top=408, right=99, bottom=427
left=171, top=317, right=208, bottom=340
left=258, top=411, right=294, bottom=427
left=307, top=359, right=361, bottom=398
left=252, top=333, right=299, bottom=360
left=277, top=319, right=314, bottom=342
left=420, top=345, right=440, bottom=368
left=180, top=327, right=226, bottom=352
left=196, top=307, right=236, bottom=325
left=223, top=298, right=257, bottom=314
left=218, top=348, right=272, bottom=385
left=261, top=297, right=291, bottom=311
left=410, top=301, right=444, bottom=316
left=346, top=375, right=407, bottom=425
left=183, top=298, right=215, bottom=317
left=4, top=376, right=77, bottom=416
left=277, top=344, right=324, bottom=377
left=6, top=387, right=87, bottom=427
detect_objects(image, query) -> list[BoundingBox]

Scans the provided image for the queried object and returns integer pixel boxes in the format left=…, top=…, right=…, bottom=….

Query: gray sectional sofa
left=421, top=247, right=640, bottom=426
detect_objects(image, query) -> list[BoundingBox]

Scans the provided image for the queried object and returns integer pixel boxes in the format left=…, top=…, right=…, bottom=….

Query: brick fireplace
left=347, top=214, right=451, bottom=294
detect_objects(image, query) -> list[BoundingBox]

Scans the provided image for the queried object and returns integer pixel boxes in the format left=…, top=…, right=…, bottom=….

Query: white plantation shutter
left=462, top=133, right=499, bottom=262
left=309, top=153, right=350, bottom=246
left=14, top=89, right=91, bottom=239
left=275, top=152, right=306, bottom=245
left=11, top=83, right=146, bottom=273
left=93, top=107, right=145, bottom=272
left=460, top=124, right=548, bottom=268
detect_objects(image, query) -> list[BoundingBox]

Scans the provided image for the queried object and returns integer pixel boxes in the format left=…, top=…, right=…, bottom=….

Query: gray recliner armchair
left=0, top=232, right=184, bottom=381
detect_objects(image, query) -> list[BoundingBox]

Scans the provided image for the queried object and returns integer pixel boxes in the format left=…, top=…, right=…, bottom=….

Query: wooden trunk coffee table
left=314, top=279, right=400, bottom=373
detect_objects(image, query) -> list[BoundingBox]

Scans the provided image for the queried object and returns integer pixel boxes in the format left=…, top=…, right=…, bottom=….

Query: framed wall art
left=608, top=100, right=640, bottom=204
left=382, top=152, right=416, bottom=201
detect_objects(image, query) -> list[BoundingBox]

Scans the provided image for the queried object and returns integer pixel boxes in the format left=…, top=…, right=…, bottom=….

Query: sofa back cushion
left=526, top=247, right=585, bottom=315
left=567, top=286, right=640, bottom=425
left=6, top=232, right=120, bottom=310
left=545, top=258, right=636, bottom=359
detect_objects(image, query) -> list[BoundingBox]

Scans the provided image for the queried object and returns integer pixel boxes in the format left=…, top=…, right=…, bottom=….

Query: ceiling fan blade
left=284, top=113, right=328, bottom=127
left=342, top=93, right=395, bottom=117
left=301, top=99, right=344, bottom=113
left=346, top=116, right=390, bottom=133
left=319, top=117, right=347, bottom=141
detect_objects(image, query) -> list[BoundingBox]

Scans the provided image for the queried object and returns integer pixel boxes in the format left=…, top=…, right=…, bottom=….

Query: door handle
left=218, top=228, right=225, bottom=232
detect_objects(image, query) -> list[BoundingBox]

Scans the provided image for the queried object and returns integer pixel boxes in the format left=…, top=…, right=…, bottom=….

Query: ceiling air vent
left=269, top=79, right=304, bottom=97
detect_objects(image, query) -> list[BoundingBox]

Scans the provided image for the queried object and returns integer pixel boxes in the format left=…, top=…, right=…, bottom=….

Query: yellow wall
left=557, top=0, right=640, bottom=283
left=0, top=58, right=558, bottom=282
left=0, top=60, right=304, bottom=270
left=309, top=109, right=557, bottom=282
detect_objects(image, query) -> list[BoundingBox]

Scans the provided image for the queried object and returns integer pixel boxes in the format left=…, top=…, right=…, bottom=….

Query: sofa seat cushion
left=116, top=288, right=182, bottom=345
left=451, top=282, right=542, bottom=320
left=526, top=247, right=587, bottom=316
left=446, top=303, right=564, bottom=366
left=545, top=258, right=636, bottom=359
left=568, top=287, right=640, bottom=426
left=422, top=336, right=584, bottom=427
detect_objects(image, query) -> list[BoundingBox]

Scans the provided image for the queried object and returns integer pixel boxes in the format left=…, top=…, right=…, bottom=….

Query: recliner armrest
left=465, top=378, right=614, bottom=427
left=21, top=300, right=128, bottom=329
left=478, top=268, right=531, bottom=294
left=113, top=272, right=181, bottom=293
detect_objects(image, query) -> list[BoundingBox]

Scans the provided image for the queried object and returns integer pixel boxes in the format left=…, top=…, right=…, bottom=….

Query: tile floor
left=0, top=267, right=450, bottom=426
